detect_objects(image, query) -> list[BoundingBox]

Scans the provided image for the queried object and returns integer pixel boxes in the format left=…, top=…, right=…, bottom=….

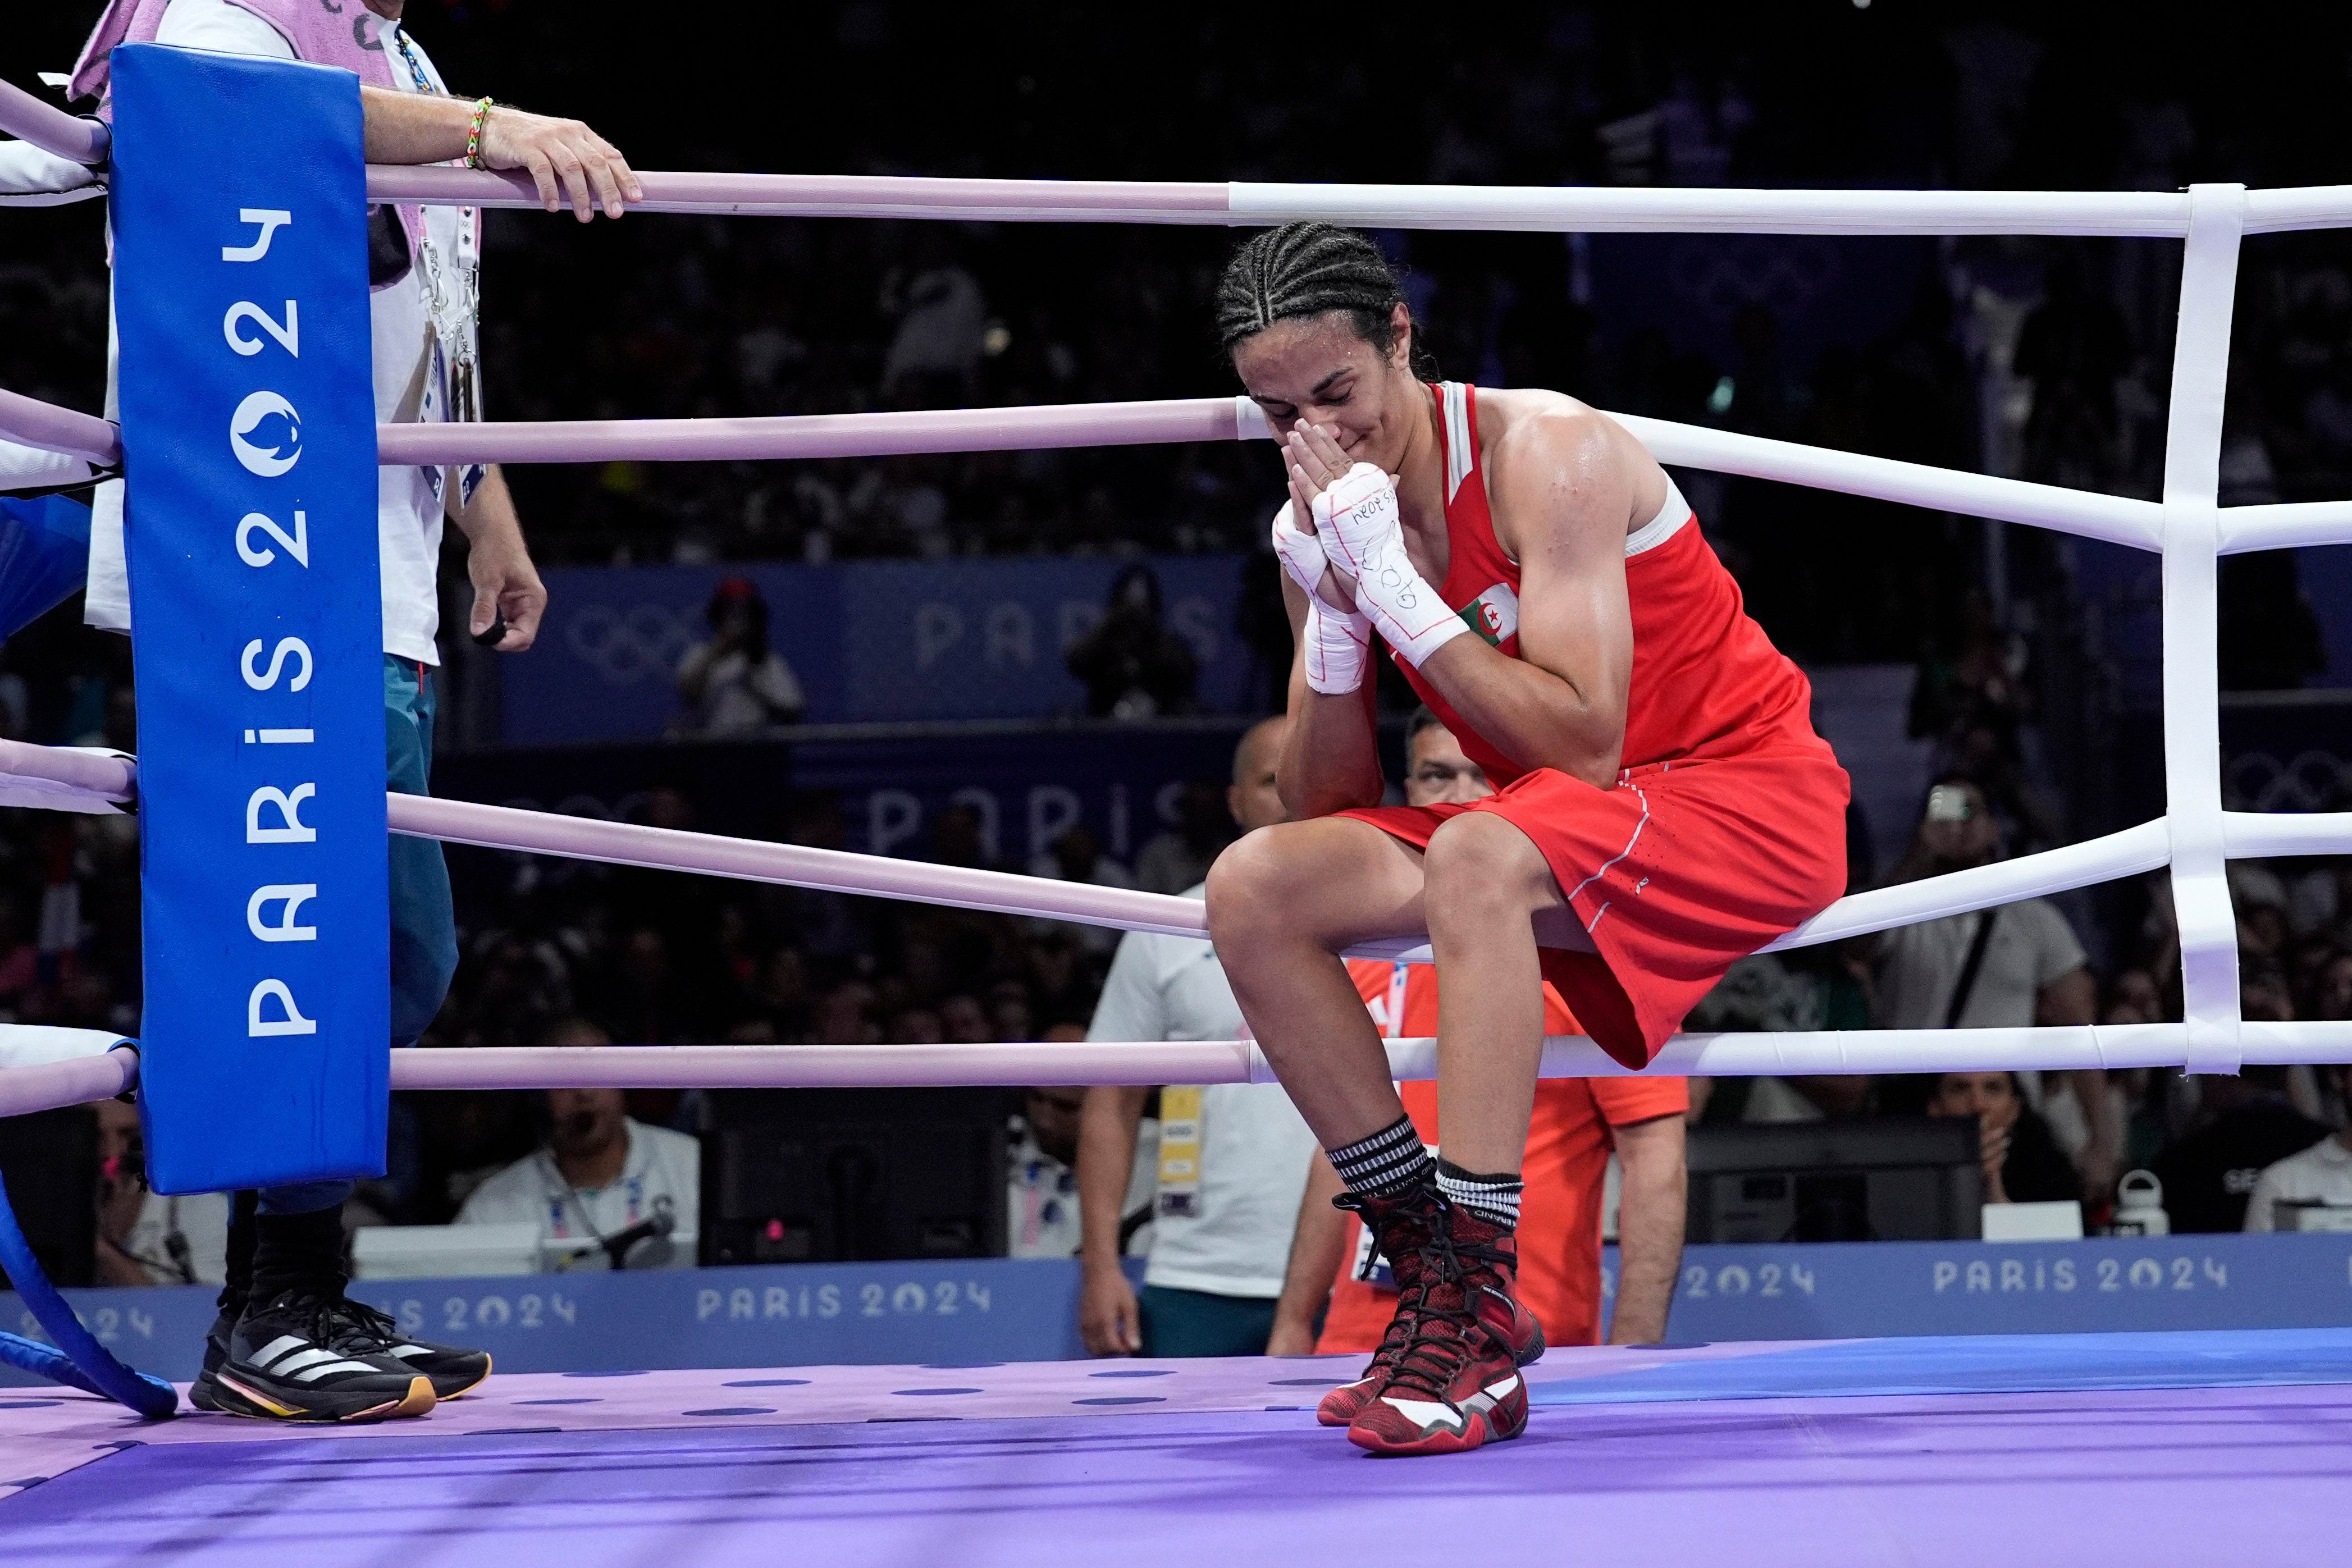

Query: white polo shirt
left=456, top=1119, right=701, bottom=1248
left=1874, top=898, right=2089, bottom=1031
left=121, top=1188, right=233, bottom=1286
left=1087, top=884, right=1317, bottom=1299
left=2241, top=1136, right=2352, bottom=1231
left=84, top=0, right=461, bottom=664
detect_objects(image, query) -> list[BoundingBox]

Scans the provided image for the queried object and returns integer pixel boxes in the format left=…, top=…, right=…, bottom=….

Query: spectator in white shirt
left=674, top=577, right=806, bottom=734
left=1874, top=778, right=2119, bottom=1198
left=1077, top=716, right=1318, bottom=1357
left=2243, top=1063, right=2352, bottom=1231
left=456, top=1020, right=698, bottom=1264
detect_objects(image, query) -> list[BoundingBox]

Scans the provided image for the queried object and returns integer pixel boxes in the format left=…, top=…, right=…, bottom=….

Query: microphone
left=595, top=1196, right=678, bottom=1270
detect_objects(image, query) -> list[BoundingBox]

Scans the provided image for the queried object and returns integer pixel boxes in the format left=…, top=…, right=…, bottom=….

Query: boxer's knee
left=1422, top=812, right=1551, bottom=923
left=1204, top=827, right=1290, bottom=956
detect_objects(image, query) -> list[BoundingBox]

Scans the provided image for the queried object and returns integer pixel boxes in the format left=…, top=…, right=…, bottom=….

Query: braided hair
left=1214, top=222, right=1438, bottom=378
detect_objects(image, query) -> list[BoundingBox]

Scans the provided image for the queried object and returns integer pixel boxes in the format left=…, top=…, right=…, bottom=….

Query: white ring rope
left=6, top=1016, right=2352, bottom=1124
left=0, top=143, right=2348, bottom=1104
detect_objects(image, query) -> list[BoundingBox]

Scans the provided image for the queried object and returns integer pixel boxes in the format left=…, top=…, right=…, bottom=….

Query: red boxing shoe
left=1345, top=1204, right=1545, bottom=1457
left=1315, top=1182, right=1445, bottom=1428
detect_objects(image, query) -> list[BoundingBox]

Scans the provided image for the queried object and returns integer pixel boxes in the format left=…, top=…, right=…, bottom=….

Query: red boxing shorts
left=1341, top=742, right=1848, bottom=1069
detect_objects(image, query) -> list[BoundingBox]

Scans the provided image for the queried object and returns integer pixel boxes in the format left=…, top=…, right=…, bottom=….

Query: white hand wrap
left=1272, top=501, right=1371, bottom=694
left=1310, top=463, right=1467, bottom=669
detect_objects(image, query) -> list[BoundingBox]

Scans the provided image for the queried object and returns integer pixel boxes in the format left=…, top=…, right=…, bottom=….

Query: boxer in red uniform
left=1204, top=224, right=1847, bottom=1456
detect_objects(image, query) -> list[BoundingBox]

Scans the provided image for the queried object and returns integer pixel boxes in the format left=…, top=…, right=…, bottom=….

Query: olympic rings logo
left=2225, top=748, right=2349, bottom=813
left=1666, top=236, right=1842, bottom=323
left=562, top=603, right=696, bottom=684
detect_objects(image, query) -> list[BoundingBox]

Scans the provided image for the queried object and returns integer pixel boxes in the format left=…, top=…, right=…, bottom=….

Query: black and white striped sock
left=1327, top=1115, right=1432, bottom=1199
left=1436, top=1156, right=1523, bottom=1230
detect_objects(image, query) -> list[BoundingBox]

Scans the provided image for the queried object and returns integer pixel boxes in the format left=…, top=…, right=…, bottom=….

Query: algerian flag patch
left=1459, top=582, right=1520, bottom=647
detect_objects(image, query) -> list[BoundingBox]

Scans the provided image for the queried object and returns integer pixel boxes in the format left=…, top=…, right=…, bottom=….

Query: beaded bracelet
left=464, top=97, right=494, bottom=168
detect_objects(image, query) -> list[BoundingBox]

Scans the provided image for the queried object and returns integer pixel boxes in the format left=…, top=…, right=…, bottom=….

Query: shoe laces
left=1364, top=1273, right=1431, bottom=1372
left=1333, top=1188, right=1438, bottom=1372
left=1380, top=1218, right=1516, bottom=1402
left=272, top=1289, right=403, bottom=1356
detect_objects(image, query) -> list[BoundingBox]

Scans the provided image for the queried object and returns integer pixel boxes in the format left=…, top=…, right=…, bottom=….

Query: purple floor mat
left=0, top=1340, right=1785, bottom=1498
left=4, top=1336, right=2349, bottom=1566
left=3, top=1384, right=2349, bottom=1567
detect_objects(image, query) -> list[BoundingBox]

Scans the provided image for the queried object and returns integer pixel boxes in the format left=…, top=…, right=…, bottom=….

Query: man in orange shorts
left=1263, top=712, right=1688, bottom=1411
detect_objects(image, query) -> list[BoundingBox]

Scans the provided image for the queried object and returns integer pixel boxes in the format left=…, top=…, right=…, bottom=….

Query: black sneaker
left=208, top=1288, right=436, bottom=1423
left=197, top=1291, right=494, bottom=1409
left=341, top=1310, right=494, bottom=1401
left=188, top=1301, right=240, bottom=1414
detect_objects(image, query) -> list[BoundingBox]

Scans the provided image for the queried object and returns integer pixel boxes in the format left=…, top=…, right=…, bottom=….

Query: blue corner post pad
left=109, top=44, right=389, bottom=1196
left=0, top=1166, right=177, bottom=1418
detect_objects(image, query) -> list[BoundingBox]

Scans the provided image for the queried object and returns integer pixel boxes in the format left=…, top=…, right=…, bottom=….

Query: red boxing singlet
left=1340, top=383, right=1850, bottom=1068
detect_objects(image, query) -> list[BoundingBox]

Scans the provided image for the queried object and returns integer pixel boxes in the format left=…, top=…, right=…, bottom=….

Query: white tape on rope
left=0, top=741, right=136, bottom=815
left=367, top=397, right=2163, bottom=551
left=0, top=742, right=2319, bottom=981
left=0, top=1025, right=134, bottom=1072
left=2162, top=186, right=2248, bottom=1078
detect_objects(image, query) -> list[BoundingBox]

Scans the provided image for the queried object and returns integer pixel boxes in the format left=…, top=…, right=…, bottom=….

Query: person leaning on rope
left=1, top=0, right=646, bottom=1427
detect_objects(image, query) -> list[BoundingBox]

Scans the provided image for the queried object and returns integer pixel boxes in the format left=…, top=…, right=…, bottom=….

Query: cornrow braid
left=1214, top=222, right=1438, bottom=378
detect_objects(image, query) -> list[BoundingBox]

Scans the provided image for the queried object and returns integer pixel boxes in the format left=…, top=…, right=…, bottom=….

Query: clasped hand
left=1278, top=422, right=1368, bottom=611
left=1282, top=422, right=1463, bottom=668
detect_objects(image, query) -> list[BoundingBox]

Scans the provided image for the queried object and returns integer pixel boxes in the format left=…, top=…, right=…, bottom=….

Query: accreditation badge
left=1156, top=1085, right=1205, bottom=1218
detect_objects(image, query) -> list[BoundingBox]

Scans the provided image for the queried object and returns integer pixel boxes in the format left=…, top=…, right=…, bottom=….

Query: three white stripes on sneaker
left=252, top=1335, right=391, bottom=1383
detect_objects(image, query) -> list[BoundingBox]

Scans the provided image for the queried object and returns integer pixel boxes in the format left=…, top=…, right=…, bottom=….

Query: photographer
left=675, top=577, right=807, bottom=735
left=1065, top=565, right=1200, bottom=719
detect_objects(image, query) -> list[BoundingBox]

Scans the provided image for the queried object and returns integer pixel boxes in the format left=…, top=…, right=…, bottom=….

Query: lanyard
left=389, top=24, right=435, bottom=93
left=540, top=1151, right=643, bottom=1242
left=386, top=23, right=486, bottom=508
